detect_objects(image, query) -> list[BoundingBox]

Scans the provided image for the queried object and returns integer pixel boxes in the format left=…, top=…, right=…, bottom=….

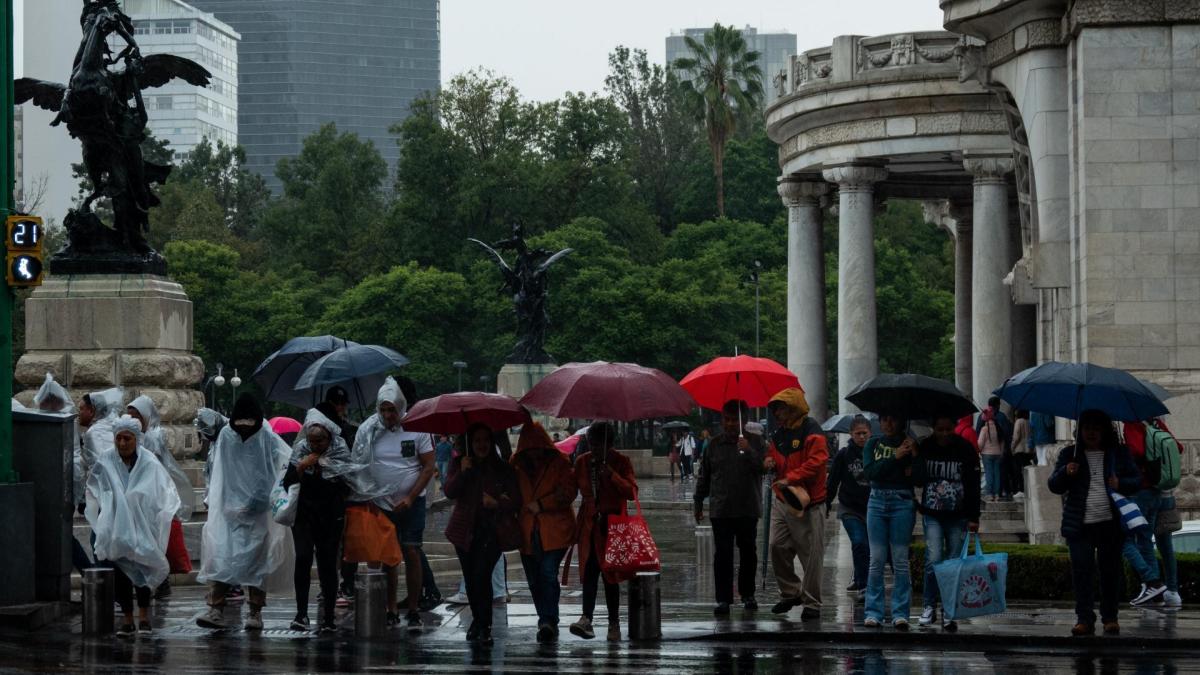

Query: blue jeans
left=923, top=516, right=966, bottom=610
left=840, top=512, right=869, bottom=589
left=1120, top=488, right=1162, bottom=584
left=982, top=455, right=1003, bottom=497
left=1156, top=495, right=1178, bottom=592
left=865, top=489, right=916, bottom=623
left=520, top=531, right=566, bottom=626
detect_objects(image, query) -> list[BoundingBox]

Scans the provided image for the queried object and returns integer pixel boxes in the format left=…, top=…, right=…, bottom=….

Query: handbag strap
left=959, top=532, right=984, bottom=559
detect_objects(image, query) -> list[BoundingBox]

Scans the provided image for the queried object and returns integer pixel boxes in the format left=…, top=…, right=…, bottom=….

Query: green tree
left=173, top=139, right=271, bottom=239
left=673, top=24, right=765, bottom=217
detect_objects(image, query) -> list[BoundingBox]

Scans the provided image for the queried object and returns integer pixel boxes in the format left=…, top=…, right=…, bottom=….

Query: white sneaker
left=1129, top=583, right=1148, bottom=606
left=195, top=606, right=227, bottom=629
left=1163, top=591, right=1182, bottom=608
left=918, top=606, right=936, bottom=626
left=446, top=592, right=469, bottom=605
left=863, top=617, right=881, bottom=628
left=244, top=610, right=263, bottom=631
left=1131, top=583, right=1166, bottom=607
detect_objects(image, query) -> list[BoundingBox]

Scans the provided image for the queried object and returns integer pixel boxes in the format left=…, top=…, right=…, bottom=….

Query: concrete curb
left=685, top=627, right=1199, bottom=652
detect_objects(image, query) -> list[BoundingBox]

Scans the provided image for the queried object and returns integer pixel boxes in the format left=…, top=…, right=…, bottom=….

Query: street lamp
left=749, top=260, right=762, bottom=356
left=230, top=368, right=242, bottom=403
left=479, top=374, right=491, bottom=393
left=453, top=361, right=467, bottom=391
left=205, top=362, right=226, bottom=409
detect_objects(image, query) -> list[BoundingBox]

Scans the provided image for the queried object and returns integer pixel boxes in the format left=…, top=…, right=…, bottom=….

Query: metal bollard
left=355, top=563, right=387, bottom=638
left=628, top=572, right=662, bottom=641
left=82, top=568, right=115, bottom=636
left=695, top=525, right=713, bottom=564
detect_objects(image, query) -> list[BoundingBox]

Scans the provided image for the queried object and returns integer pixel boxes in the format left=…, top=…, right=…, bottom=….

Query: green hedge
left=908, top=542, right=1200, bottom=603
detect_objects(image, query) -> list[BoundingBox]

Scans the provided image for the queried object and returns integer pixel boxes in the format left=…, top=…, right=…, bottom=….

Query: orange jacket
left=511, top=446, right=577, bottom=555
left=765, top=388, right=829, bottom=505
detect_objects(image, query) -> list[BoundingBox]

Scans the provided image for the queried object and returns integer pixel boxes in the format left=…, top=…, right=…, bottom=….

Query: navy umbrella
left=252, top=335, right=360, bottom=408
left=993, top=361, right=1169, bottom=422
left=293, top=344, right=410, bottom=410
left=845, top=373, right=977, bottom=421
left=821, top=412, right=881, bottom=436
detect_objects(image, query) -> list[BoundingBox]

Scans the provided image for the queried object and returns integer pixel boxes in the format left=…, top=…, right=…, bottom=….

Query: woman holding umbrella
left=443, top=423, right=521, bottom=645
left=862, top=412, right=918, bottom=630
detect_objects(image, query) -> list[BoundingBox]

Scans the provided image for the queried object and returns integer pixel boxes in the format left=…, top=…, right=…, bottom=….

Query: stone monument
left=471, top=225, right=572, bottom=433
left=12, top=0, right=209, bottom=458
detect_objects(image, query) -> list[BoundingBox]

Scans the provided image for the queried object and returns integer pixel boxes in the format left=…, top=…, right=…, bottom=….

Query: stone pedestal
left=14, top=274, right=206, bottom=460
left=1023, top=464, right=1063, bottom=545
left=496, top=363, right=567, bottom=436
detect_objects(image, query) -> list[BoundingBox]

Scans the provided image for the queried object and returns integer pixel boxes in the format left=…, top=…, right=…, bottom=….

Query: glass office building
left=187, top=0, right=441, bottom=193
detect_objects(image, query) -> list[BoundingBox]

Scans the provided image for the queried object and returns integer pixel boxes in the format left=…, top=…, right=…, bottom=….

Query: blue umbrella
left=252, top=335, right=360, bottom=408
left=993, top=361, right=1169, bottom=422
left=294, top=344, right=410, bottom=409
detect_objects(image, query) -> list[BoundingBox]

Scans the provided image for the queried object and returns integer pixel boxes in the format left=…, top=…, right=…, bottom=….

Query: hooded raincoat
left=33, top=372, right=75, bottom=414
left=81, top=388, right=124, bottom=506
left=289, top=407, right=362, bottom=480
left=196, top=395, right=294, bottom=592
left=346, top=377, right=412, bottom=508
left=128, top=395, right=195, bottom=520
left=85, top=416, right=181, bottom=589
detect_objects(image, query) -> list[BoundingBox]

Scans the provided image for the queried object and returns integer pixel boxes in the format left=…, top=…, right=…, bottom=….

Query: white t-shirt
left=681, top=435, right=696, bottom=457
left=369, top=427, right=434, bottom=506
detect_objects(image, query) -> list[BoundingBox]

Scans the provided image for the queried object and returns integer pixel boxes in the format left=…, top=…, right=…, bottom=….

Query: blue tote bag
left=932, top=533, right=1008, bottom=621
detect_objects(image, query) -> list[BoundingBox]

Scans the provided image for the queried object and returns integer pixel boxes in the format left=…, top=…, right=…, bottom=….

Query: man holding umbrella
left=763, top=388, right=829, bottom=619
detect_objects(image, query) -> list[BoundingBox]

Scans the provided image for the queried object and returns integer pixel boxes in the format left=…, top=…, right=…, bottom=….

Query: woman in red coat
left=568, top=422, right=637, bottom=641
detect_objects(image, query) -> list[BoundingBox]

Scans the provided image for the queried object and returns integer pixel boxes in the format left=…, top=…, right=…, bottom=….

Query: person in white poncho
left=85, top=415, right=180, bottom=637
left=79, top=388, right=125, bottom=494
left=196, top=393, right=293, bottom=631
left=127, top=395, right=196, bottom=599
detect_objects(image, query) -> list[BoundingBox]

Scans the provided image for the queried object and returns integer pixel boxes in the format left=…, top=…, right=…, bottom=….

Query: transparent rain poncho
left=194, top=407, right=228, bottom=487
left=33, top=372, right=75, bottom=414
left=85, top=417, right=181, bottom=589
left=290, top=407, right=363, bottom=480
left=128, top=395, right=195, bottom=520
left=80, top=387, right=125, bottom=506
left=345, top=377, right=409, bottom=506
left=196, top=423, right=295, bottom=592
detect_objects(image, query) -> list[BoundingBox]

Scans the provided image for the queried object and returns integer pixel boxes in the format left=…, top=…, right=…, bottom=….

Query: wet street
left=5, top=479, right=1198, bottom=673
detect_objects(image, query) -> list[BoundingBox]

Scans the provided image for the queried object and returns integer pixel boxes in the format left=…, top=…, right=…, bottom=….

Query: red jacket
left=956, top=416, right=980, bottom=453
left=766, top=416, right=829, bottom=505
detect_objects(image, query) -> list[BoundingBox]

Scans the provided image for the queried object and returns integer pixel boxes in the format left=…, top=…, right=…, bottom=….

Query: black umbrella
left=845, top=373, right=977, bottom=421
left=660, top=421, right=691, bottom=431
left=252, top=335, right=359, bottom=408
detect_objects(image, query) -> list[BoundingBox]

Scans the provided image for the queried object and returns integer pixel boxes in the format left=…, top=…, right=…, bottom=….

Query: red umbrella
left=268, top=416, right=303, bottom=435
left=679, top=355, right=801, bottom=411
left=402, top=392, right=531, bottom=434
left=520, top=361, right=695, bottom=421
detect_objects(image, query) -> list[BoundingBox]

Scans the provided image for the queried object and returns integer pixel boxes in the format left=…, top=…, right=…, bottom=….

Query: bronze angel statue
left=471, top=224, right=574, bottom=364
left=14, top=0, right=212, bottom=272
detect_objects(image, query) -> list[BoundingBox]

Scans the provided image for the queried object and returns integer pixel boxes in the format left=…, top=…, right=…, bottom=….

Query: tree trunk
left=713, top=141, right=725, bottom=218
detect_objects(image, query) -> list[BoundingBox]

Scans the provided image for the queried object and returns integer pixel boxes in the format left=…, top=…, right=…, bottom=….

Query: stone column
left=963, top=156, right=1014, bottom=407
left=822, top=164, right=888, bottom=413
left=950, top=203, right=974, bottom=396
left=778, top=177, right=830, bottom=421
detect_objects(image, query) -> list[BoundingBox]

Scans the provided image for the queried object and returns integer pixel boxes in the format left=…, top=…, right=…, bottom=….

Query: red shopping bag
left=600, top=496, right=661, bottom=582
left=166, top=518, right=192, bottom=574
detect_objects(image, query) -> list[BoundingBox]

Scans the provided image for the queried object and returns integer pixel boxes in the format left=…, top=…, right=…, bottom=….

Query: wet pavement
left=9, top=478, right=1200, bottom=672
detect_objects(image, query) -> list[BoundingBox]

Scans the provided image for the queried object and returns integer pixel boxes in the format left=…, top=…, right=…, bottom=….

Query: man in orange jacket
left=764, top=388, right=829, bottom=619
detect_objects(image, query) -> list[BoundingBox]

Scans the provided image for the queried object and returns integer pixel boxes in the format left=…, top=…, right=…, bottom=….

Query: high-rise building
left=666, top=26, right=797, bottom=103
left=119, top=0, right=241, bottom=162
left=185, top=0, right=442, bottom=193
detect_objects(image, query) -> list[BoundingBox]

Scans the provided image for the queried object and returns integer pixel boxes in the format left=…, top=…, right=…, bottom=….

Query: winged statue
left=470, top=224, right=574, bottom=364
left=13, top=0, right=212, bottom=273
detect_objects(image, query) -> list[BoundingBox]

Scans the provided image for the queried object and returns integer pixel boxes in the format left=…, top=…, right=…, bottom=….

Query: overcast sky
left=441, top=1, right=946, bottom=101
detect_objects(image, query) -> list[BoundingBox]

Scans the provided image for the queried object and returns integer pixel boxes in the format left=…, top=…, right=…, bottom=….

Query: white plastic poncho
left=80, top=387, right=124, bottom=506
left=34, top=372, right=75, bottom=414
left=197, top=423, right=294, bottom=592
left=84, top=417, right=180, bottom=589
left=128, top=395, right=195, bottom=520
left=194, top=407, right=228, bottom=487
left=291, top=408, right=363, bottom=480
left=346, top=377, right=408, bottom=506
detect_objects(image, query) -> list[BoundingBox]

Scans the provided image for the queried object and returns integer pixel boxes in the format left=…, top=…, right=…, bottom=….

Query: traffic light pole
left=0, top=0, right=18, bottom=483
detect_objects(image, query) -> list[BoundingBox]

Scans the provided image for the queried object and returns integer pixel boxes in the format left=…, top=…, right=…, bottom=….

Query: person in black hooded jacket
left=825, top=415, right=872, bottom=594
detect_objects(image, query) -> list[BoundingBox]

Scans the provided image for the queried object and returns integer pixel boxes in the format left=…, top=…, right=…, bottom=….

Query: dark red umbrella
left=679, top=355, right=801, bottom=411
left=520, top=361, right=695, bottom=421
left=402, top=392, right=531, bottom=434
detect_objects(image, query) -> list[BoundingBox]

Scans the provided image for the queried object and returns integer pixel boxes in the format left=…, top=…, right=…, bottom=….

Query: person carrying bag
left=932, top=533, right=1008, bottom=623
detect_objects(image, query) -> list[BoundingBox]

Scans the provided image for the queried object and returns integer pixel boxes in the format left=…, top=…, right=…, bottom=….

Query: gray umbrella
left=252, top=335, right=359, bottom=408
left=293, top=344, right=410, bottom=410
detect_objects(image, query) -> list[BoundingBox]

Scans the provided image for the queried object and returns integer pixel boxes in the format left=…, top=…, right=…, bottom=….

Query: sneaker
left=336, top=591, right=350, bottom=608
left=919, top=606, right=936, bottom=626
left=386, top=611, right=400, bottom=627
left=743, top=597, right=758, bottom=611
left=405, top=610, right=422, bottom=630
left=418, top=594, right=443, bottom=612
left=863, top=617, right=881, bottom=628
left=244, top=610, right=263, bottom=631
left=770, top=599, right=797, bottom=615
left=607, top=621, right=621, bottom=641
left=942, top=620, right=958, bottom=633
left=1129, top=583, right=1147, bottom=605
left=713, top=602, right=731, bottom=616
left=318, top=620, right=337, bottom=635
left=196, top=606, right=227, bottom=630
left=290, top=615, right=310, bottom=632
left=569, top=616, right=595, bottom=640
left=466, top=621, right=480, bottom=642
left=116, top=623, right=135, bottom=638
left=845, top=582, right=859, bottom=592
left=1163, top=591, right=1183, bottom=608
left=476, top=626, right=494, bottom=646
left=800, top=607, right=820, bottom=621
left=536, top=623, right=556, bottom=643
left=1103, top=621, right=1120, bottom=635
left=446, top=592, right=469, bottom=605
left=893, top=618, right=910, bottom=631
left=153, top=580, right=171, bottom=600
left=1131, top=583, right=1166, bottom=606
left=1070, top=623, right=1094, bottom=636
left=138, top=620, right=153, bottom=635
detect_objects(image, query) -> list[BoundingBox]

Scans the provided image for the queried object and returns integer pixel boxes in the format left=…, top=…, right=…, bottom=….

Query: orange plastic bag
left=342, top=504, right=402, bottom=567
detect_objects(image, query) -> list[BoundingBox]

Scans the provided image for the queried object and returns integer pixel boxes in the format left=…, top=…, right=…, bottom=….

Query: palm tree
left=673, top=24, right=764, bottom=218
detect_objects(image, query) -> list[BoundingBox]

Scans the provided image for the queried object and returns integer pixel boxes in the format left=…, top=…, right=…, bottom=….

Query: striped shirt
left=1083, top=450, right=1110, bottom=524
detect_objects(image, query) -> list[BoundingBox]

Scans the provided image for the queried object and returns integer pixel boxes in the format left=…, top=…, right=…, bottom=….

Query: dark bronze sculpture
left=471, top=225, right=573, bottom=364
left=14, top=0, right=212, bottom=274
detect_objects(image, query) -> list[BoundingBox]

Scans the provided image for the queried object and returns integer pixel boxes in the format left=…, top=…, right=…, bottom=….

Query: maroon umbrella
left=520, top=361, right=695, bottom=421
left=402, top=392, right=531, bottom=434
